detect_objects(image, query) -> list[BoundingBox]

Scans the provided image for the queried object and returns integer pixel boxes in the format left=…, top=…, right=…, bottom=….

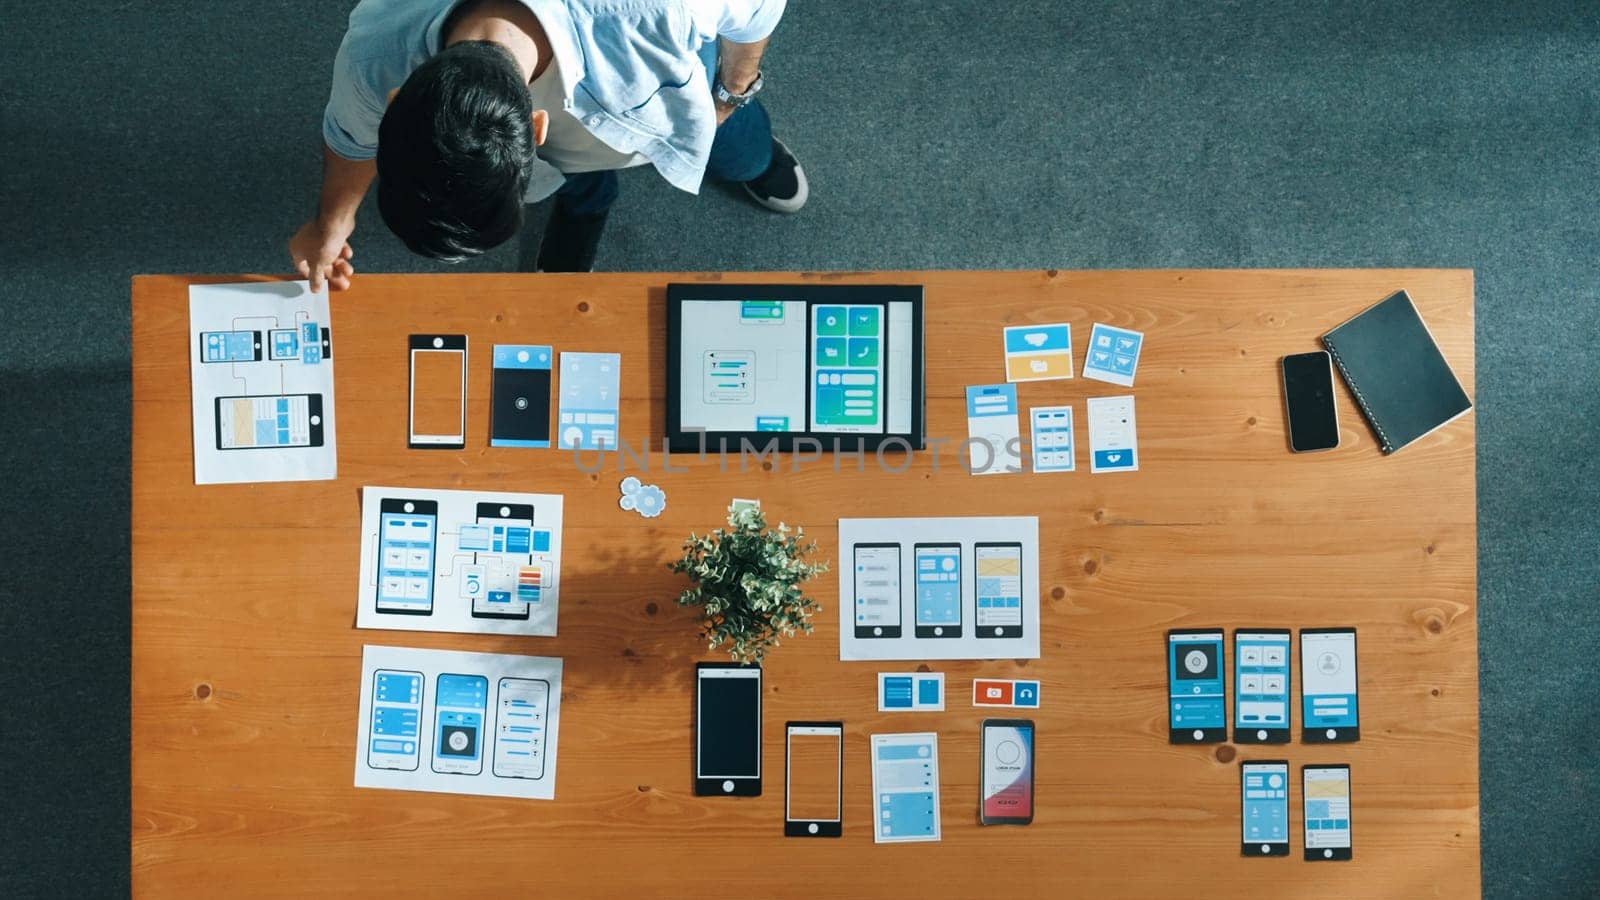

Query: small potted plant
left=669, top=504, right=829, bottom=664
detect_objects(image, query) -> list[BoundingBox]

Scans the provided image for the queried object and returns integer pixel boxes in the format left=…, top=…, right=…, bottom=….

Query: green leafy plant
left=669, top=504, right=829, bottom=664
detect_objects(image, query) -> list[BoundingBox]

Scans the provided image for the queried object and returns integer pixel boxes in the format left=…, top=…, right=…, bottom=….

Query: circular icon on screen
left=1184, top=649, right=1209, bottom=674
left=940, top=558, right=955, bottom=572
left=1267, top=774, right=1283, bottom=789
left=996, top=740, right=1021, bottom=765
left=1318, top=652, right=1341, bottom=675
left=448, top=731, right=469, bottom=751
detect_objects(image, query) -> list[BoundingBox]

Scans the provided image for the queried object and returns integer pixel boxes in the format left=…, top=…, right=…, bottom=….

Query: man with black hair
left=289, top=0, right=802, bottom=290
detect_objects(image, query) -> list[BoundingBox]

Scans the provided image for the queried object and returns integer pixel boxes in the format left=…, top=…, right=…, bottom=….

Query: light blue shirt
left=323, top=0, right=785, bottom=199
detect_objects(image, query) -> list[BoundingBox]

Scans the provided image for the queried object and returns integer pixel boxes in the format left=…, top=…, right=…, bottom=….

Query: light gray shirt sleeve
left=321, top=38, right=386, bottom=161
left=714, top=0, right=786, bottom=43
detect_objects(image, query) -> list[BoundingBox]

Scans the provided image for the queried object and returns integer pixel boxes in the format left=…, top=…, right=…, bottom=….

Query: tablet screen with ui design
left=666, top=284, right=924, bottom=452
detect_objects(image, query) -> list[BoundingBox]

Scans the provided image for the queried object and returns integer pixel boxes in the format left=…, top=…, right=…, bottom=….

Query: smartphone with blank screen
left=409, top=334, right=468, bottom=449
left=1241, top=759, right=1291, bottom=857
left=215, top=394, right=324, bottom=449
left=1301, top=628, right=1360, bottom=743
left=1282, top=351, right=1339, bottom=452
left=913, top=542, right=962, bottom=638
left=784, top=721, right=842, bottom=837
left=980, top=718, right=1034, bottom=825
left=1302, top=764, right=1353, bottom=860
left=974, top=541, right=1023, bottom=639
left=695, top=663, right=762, bottom=796
left=853, top=543, right=902, bottom=638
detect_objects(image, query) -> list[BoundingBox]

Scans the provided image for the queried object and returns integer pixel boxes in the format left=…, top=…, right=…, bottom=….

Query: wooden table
left=132, top=270, right=1478, bottom=898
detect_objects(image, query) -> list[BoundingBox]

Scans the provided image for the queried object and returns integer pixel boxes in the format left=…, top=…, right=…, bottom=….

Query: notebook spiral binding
left=1322, top=338, right=1392, bottom=453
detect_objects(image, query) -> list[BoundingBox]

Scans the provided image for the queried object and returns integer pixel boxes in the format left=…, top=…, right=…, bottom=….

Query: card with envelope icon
left=1002, top=323, right=1073, bottom=382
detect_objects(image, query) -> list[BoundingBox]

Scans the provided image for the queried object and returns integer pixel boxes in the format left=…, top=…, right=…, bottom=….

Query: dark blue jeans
left=554, top=99, right=773, bottom=217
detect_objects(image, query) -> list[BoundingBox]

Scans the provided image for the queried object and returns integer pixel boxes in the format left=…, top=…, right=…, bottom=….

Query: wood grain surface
left=131, top=270, right=1478, bottom=899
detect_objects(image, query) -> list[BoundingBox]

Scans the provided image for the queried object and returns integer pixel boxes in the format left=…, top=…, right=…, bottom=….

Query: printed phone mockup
left=1167, top=629, right=1227, bottom=743
left=1241, top=760, right=1291, bottom=857
left=431, top=673, right=488, bottom=775
left=214, top=393, right=324, bottom=450
left=1301, top=628, right=1360, bottom=742
left=695, top=663, right=762, bottom=796
left=366, top=669, right=423, bottom=771
left=490, top=345, right=553, bottom=448
left=1282, top=351, right=1340, bottom=452
left=974, top=542, right=1023, bottom=639
left=1234, top=629, right=1292, bottom=744
left=375, top=498, right=438, bottom=615
left=1303, top=764, right=1353, bottom=860
left=913, top=543, right=962, bottom=638
left=409, top=334, right=468, bottom=449
left=979, top=719, right=1034, bottom=825
left=853, top=543, right=902, bottom=638
left=199, top=330, right=262, bottom=363
left=784, top=721, right=843, bottom=837
left=491, top=677, right=551, bottom=780
left=468, top=502, right=537, bottom=620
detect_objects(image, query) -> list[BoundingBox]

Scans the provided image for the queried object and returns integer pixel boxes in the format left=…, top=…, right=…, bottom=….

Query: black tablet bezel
left=665, top=283, right=925, bottom=453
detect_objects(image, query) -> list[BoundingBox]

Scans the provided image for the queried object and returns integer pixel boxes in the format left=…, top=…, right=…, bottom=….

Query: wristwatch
left=713, top=71, right=764, bottom=108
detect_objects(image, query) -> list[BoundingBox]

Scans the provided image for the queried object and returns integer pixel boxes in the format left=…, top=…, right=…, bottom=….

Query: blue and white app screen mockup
left=216, top=395, right=313, bottom=449
left=1241, top=762, right=1290, bottom=851
left=492, top=677, right=550, bottom=780
left=432, top=673, right=488, bottom=775
left=1301, top=630, right=1359, bottom=738
left=914, top=545, right=961, bottom=628
left=201, top=330, right=258, bottom=363
left=981, top=724, right=1033, bottom=821
left=1169, top=632, right=1226, bottom=738
left=367, top=669, right=423, bottom=771
left=377, top=508, right=436, bottom=613
left=853, top=545, right=901, bottom=633
left=1303, top=767, right=1353, bottom=855
left=974, top=544, right=1022, bottom=635
left=1235, top=632, right=1291, bottom=737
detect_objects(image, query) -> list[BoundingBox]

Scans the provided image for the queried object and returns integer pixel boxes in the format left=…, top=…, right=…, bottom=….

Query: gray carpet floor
left=2, top=1, right=1596, bottom=896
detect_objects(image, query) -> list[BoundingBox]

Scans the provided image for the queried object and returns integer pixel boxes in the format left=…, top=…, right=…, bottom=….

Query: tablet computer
left=666, top=283, right=925, bottom=453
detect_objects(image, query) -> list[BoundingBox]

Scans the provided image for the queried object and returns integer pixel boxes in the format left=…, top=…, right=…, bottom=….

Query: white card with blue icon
left=1087, top=395, right=1139, bottom=473
left=1082, top=323, right=1144, bottom=386
left=1029, top=405, right=1075, bottom=472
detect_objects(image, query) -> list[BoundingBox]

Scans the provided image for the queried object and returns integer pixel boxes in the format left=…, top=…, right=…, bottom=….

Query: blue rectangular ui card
left=1082, top=323, right=1143, bottom=387
left=1004, top=323, right=1073, bottom=382
left=300, top=322, right=323, bottom=365
left=556, top=351, right=620, bottom=450
left=1030, top=405, right=1075, bottom=472
left=870, top=733, right=941, bottom=843
left=878, top=672, right=945, bottom=711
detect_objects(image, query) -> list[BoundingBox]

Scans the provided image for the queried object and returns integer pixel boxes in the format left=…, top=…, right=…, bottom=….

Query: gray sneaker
left=742, top=138, right=809, bottom=214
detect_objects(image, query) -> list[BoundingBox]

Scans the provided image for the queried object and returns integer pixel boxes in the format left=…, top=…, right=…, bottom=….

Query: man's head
left=377, top=41, right=541, bottom=262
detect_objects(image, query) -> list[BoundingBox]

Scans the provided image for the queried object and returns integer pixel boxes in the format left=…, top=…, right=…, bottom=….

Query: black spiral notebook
left=1322, top=290, right=1473, bottom=454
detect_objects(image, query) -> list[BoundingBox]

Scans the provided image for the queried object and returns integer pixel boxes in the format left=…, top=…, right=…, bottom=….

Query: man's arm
left=290, top=146, right=373, bottom=292
left=713, top=35, right=768, bottom=124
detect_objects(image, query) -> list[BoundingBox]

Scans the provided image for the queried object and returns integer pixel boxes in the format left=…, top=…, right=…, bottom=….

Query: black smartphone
left=1233, top=629, right=1292, bottom=744
left=1282, top=351, right=1339, bottom=452
left=1300, top=628, right=1360, bottom=743
left=375, top=498, right=439, bottom=616
left=973, top=541, right=1023, bottom=639
left=784, top=721, right=843, bottom=837
left=852, top=542, right=902, bottom=638
left=1241, top=759, right=1292, bottom=856
left=409, top=334, right=468, bottom=449
left=979, top=718, right=1034, bottom=825
left=694, top=663, right=762, bottom=796
left=1302, top=764, right=1353, bottom=861
left=1166, top=628, right=1227, bottom=744
left=468, top=502, right=537, bottom=620
left=199, top=330, right=263, bottom=363
left=913, top=542, right=962, bottom=638
left=214, top=393, right=324, bottom=450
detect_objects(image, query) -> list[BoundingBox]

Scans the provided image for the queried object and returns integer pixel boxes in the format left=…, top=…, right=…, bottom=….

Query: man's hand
left=289, top=217, right=357, bottom=293
left=714, top=98, right=738, bottom=125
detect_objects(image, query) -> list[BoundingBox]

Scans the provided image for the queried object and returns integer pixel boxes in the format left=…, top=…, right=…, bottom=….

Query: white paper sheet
left=1087, top=395, right=1140, bottom=473
left=356, top=486, right=564, bottom=636
left=355, top=645, right=563, bottom=800
left=188, top=281, right=336, bottom=484
left=838, top=516, right=1041, bottom=661
left=871, top=732, right=942, bottom=843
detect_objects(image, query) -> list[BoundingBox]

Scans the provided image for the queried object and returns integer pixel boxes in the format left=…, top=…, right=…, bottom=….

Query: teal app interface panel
left=1301, top=629, right=1360, bottom=742
left=667, top=286, right=923, bottom=451
left=432, top=673, right=488, bottom=775
left=1168, top=630, right=1226, bottom=743
left=368, top=669, right=423, bottom=771
left=1234, top=630, right=1291, bottom=743
left=914, top=544, right=961, bottom=638
left=1241, top=761, right=1291, bottom=855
